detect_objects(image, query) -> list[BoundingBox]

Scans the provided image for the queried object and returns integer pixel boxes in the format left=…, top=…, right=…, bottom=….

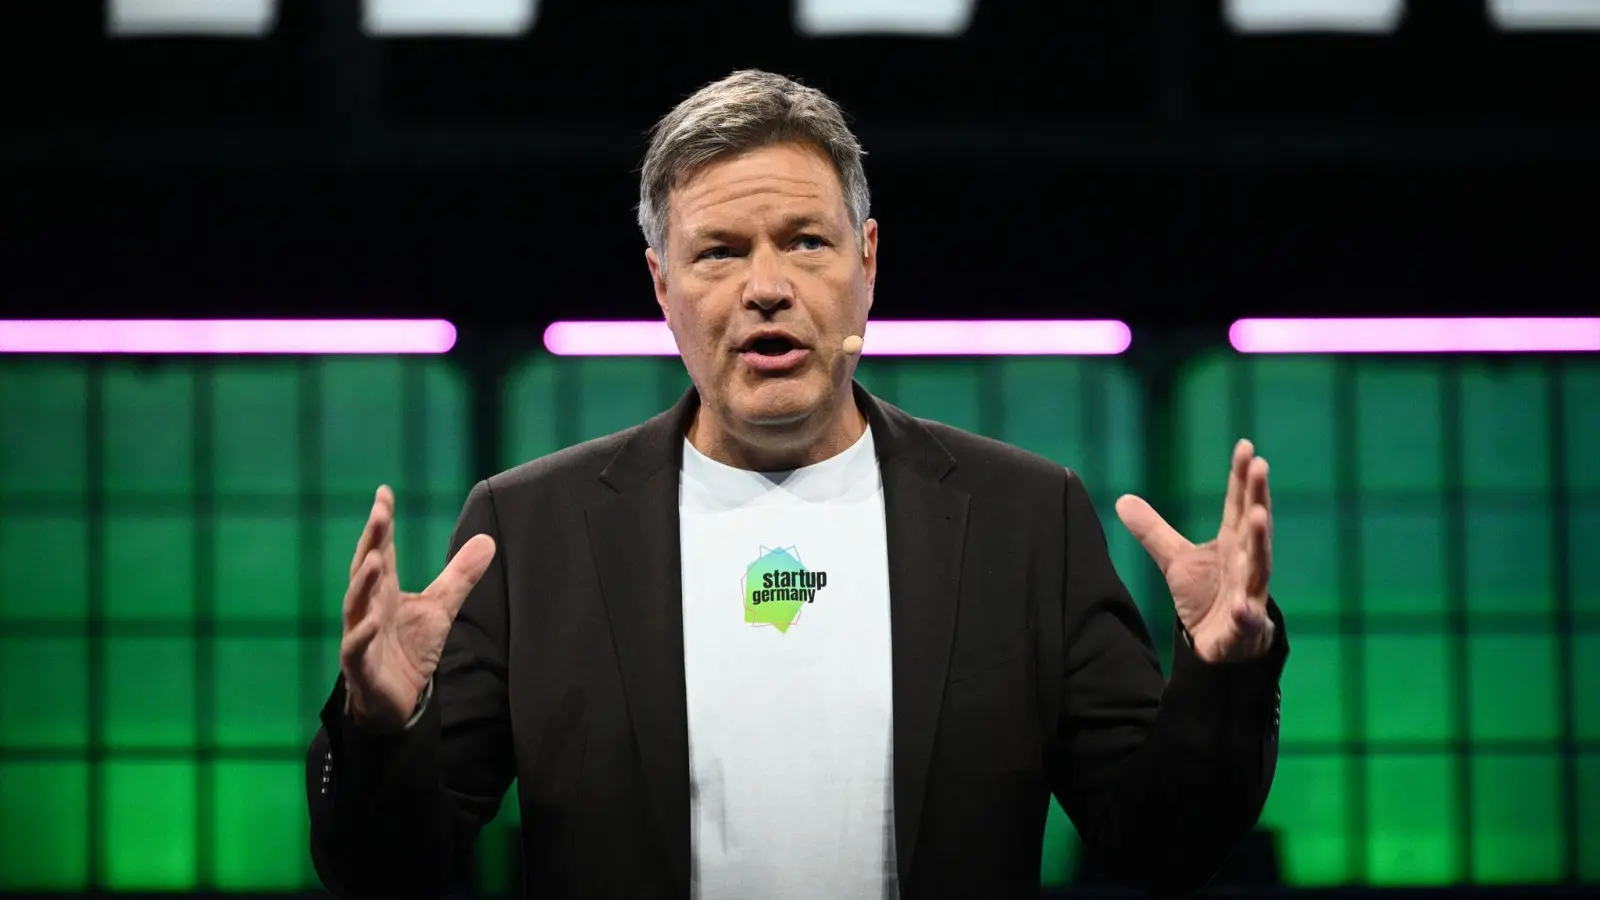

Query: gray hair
left=637, top=69, right=871, bottom=260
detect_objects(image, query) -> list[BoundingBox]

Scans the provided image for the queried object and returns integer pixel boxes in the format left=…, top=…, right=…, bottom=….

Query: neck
left=687, top=391, right=867, bottom=472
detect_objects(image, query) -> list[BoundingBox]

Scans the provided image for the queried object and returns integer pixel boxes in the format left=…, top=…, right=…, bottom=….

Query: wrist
left=342, top=680, right=429, bottom=733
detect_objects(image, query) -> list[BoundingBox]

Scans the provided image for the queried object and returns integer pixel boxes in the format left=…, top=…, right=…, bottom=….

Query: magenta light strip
left=0, top=319, right=458, bottom=354
left=543, top=319, right=1132, bottom=356
left=1230, top=317, right=1600, bottom=354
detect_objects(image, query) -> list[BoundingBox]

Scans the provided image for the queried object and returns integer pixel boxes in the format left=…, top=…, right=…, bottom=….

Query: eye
left=794, top=234, right=827, bottom=251
left=698, top=246, right=735, bottom=261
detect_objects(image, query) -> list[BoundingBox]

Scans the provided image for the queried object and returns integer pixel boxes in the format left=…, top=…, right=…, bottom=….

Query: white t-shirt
left=679, top=427, right=899, bottom=900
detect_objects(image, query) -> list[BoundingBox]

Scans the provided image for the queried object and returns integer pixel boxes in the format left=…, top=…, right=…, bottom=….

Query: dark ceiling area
left=2, top=0, right=1596, bottom=329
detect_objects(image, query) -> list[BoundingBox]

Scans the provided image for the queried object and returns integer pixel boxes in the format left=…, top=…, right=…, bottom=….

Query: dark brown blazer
left=307, top=383, right=1288, bottom=899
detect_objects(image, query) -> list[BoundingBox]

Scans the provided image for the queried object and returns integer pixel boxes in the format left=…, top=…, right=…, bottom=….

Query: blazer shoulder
left=481, top=424, right=641, bottom=501
left=909, top=418, right=1088, bottom=520
left=915, top=418, right=1072, bottom=485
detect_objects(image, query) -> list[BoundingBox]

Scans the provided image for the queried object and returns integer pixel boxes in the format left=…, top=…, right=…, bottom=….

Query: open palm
left=1114, top=440, right=1275, bottom=664
left=340, top=485, right=496, bottom=730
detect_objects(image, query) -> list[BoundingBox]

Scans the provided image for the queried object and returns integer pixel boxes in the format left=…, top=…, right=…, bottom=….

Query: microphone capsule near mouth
left=842, top=335, right=864, bottom=356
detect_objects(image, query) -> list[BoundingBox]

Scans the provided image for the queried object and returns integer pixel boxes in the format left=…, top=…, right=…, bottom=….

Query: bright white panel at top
left=1225, top=0, right=1404, bottom=33
left=1491, top=0, right=1600, bottom=29
left=795, top=0, right=977, bottom=36
left=363, top=0, right=539, bottom=35
left=109, top=0, right=275, bottom=35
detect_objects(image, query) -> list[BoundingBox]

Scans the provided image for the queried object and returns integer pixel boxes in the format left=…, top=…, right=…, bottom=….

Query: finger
left=377, top=485, right=399, bottom=574
left=425, top=534, right=498, bottom=619
left=1115, top=494, right=1192, bottom=573
left=1232, top=595, right=1272, bottom=642
left=1245, top=505, right=1272, bottom=596
left=348, top=486, right=395, bottom=579
left=1220, top=439, right=1254, bottom=533
left=1247, top=456, right=1271, bottom=517
left=343, top=549, right=384, bottom=633
left=340, top=614, right=381, bottom=671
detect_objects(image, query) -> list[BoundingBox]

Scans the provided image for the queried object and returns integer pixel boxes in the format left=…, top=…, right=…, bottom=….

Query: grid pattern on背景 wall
left=1173, top=353, right=1600, bottom=887
left=0, top=350, right=1595, bottom=892
left=0, top=359, right=471, bottom=892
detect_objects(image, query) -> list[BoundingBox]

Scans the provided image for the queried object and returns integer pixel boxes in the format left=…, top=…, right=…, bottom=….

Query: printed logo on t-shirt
left=743, top=545, right=830, bottom=633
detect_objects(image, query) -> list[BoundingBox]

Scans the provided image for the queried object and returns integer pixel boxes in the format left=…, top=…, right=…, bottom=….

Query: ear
left=645, top=247, right=670, bottom=322
left=860, top=219, right=879, bottom=311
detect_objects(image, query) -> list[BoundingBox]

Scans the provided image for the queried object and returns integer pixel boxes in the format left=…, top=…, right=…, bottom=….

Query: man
left=307, top=69, right=1288, bottom=899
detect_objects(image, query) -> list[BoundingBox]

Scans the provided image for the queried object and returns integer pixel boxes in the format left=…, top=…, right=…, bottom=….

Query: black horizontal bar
left=5, top=121, right=1600, bottom=170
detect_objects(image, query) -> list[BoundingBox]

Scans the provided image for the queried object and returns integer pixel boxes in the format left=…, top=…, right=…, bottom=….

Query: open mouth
left=738, top=334, right=808, bottom=371
left=748, top=336, right=797, bottom=356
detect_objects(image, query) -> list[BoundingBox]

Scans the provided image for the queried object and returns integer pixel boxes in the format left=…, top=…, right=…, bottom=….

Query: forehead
left=668, top=143, right=848, bottom=237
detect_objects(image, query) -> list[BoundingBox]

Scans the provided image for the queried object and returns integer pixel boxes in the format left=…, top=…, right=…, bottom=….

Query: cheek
left=669, top=302, right=726, bottom=364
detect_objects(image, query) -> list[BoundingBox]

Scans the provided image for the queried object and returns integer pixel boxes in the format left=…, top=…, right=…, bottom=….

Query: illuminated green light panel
left=0, top=354, right=1596, bottom=892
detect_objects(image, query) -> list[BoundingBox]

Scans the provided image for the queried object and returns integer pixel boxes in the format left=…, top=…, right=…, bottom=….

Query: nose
left=741, top=244, right=792, bottom=314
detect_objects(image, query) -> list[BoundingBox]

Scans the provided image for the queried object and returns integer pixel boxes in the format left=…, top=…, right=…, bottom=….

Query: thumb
left=427, top=533, right=497, bottom=617
left=1114, top=494, right=1190, bottom=572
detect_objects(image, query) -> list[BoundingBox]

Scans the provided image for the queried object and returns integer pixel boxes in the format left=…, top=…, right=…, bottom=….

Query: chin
left=733, top=378, right=828, bottom=428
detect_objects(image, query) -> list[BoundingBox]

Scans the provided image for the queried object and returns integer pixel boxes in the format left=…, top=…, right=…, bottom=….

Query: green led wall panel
left=1, top=351, right=1595, bottom=892
left=0, top=761, right=90, bottom=890
left=1366, top=754, right=1459, bottom=885
left=0, top=513, right=89, bottom=621
left=502, top=356, right=692, bottom=464
left=102, top=760, right=198, bottom=890
left=0, top=638, right=89, bottom=749
left=1178, top=351, right=1599, bottom=887
left=0, top=364, right=89, bottom=496
left=1363, top=634, right=1456, bottom=742
left=0, top=357, right=469, bottom=892
left=212, top=761, right=309, bottom=890
left=1470, top=754, right=1564, bottom=883
left=1261, top=755, right=1350, bottom=885
left=1581, top=755, right=1600, bottom=882
left=213, top=638, right=303, bottom=749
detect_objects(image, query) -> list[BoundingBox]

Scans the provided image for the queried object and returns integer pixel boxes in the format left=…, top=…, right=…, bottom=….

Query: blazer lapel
left=582, top=384, right=969, bottom=893
left=585, top=392, right=698, bottom=897
left=860, top=387, right=969, bottom=885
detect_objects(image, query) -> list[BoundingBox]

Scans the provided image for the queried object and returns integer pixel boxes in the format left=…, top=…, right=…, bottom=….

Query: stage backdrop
left=0, top=348, right=1596, bottom=891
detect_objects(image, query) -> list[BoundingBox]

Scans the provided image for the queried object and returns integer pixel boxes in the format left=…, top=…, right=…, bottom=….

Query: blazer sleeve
left=307, top=480, right=517, bottom=899
left=1047, top=469, right=1289, bottom=894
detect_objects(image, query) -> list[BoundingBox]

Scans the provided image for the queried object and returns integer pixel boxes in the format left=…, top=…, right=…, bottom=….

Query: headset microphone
left=842, top=335, right=864, bottom=356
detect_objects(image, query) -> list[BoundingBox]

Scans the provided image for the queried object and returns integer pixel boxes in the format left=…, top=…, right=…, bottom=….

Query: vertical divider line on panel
left=657, top=356, right=683, bottom=414
left=1080, top=359, right=1106, bottom=499
left=872, top=359, right=900, bottom=410
left=86, top=359, right=107, bottom=889
left=1549, top=360, right=1578, bottom=882
left=1334, top=358, right=1367, bottom=882
left=1136, top=340, right=1177, bottom=668
left=193, top=360, right=216, bottom=888
left=296, top=357, right=324, bottom=861
left=554, top=352, right=579, bottom=452
left=1440, top=360, right=1471, bottom=881
left=402, top=359, right=427, bottom=556
left=977, top=356, right=1005, bottom=449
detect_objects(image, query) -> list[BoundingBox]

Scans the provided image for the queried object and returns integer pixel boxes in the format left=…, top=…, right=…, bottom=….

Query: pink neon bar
left=543, top=319, right=1132, bottom=356
left=0, top=319, right=458, bottom=354
left=1230, top=317, right=1600, bottom=354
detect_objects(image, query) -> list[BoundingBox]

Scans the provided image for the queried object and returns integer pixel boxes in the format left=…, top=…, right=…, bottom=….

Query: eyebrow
left=684, top=214, right=835, bottom=248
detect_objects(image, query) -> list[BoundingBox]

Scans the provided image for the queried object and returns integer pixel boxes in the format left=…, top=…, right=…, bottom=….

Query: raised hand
left=340, top=485, right=497, bottom=731
left=1113, top=440, right=1275, bottom=664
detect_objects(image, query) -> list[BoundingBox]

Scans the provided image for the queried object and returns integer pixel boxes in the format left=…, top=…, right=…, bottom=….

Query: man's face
left=647, top=142, right=877, bottom=448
